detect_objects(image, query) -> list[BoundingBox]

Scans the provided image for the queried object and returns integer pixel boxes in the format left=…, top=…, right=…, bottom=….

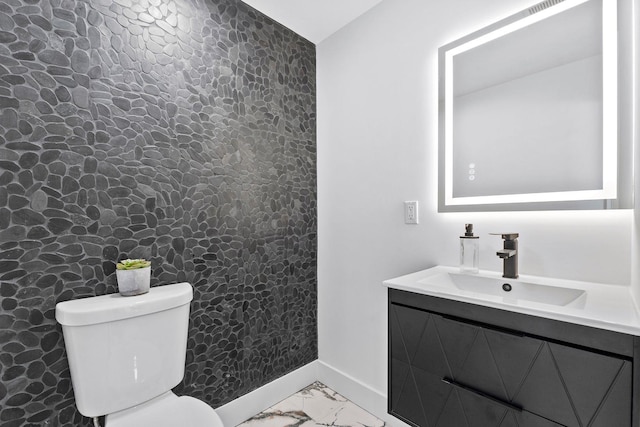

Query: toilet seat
left=105, top=392, right=223, bottom=427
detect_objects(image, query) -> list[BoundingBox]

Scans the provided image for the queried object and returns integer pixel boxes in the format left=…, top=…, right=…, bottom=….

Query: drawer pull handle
left=442, top=377, right=522, bottom=413
left=438, top=313, right=526, bottom=338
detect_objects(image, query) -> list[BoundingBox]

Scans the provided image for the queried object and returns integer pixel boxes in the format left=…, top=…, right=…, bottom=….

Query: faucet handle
left=490, top=232, right=519, bottom=240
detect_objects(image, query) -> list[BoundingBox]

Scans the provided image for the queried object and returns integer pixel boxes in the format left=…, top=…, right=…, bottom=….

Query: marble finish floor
left=236, top=382, right=386, bottom=427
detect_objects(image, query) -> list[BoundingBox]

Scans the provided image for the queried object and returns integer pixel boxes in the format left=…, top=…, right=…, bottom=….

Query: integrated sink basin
left=383, top=265, right=640, bottom=336
left=418, top=272, right=586, bottom=307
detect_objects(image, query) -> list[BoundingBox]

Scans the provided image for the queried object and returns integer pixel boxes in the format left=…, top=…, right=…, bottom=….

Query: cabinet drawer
left=389, top=303, right=632, bottom=427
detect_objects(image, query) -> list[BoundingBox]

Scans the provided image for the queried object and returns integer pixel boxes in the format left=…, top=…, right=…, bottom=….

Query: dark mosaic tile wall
left=0, top=0, right=317, bottom=424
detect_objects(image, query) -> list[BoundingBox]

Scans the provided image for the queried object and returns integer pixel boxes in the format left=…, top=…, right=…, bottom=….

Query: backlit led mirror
left=438, top=0, right=634, bottom=212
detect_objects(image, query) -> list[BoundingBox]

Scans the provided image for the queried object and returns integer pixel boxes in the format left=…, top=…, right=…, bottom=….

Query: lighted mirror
left=438, top=0, right=633, bottom=212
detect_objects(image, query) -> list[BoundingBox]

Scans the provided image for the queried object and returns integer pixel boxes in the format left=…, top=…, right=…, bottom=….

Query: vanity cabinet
left=388, top=289, right=638, bottom=427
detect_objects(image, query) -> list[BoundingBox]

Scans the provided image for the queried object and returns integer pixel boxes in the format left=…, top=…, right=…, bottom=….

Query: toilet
left=55, top=282, right=223, bottom=427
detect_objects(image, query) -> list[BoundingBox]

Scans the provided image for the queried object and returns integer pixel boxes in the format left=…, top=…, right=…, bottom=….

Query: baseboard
left=315, top=360, right=412, bottom=427
left=214, top=359, right=412, bottom=427
left=215, top=362, right=317, bottom=427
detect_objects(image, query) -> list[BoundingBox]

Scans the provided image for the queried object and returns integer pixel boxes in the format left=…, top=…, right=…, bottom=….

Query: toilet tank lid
left=55, top=282, right=193, bottom=326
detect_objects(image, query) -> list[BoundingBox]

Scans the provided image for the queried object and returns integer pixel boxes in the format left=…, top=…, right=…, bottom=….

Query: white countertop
left=383, top=265, right=640, bottom=336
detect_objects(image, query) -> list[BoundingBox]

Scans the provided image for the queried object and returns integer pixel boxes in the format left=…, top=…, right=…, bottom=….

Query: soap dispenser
left=460, top=224, right=479, bottom=273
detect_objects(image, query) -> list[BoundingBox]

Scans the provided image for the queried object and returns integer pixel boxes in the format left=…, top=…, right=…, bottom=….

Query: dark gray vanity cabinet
left=388, top=289, right=638, bottom=427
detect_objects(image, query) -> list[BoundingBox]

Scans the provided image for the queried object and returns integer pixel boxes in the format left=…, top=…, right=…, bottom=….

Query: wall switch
left=404, top=201, right=419, bottom=224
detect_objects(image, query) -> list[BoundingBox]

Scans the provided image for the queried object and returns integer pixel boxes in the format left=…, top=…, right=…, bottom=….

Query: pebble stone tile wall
left=0, top=0, right=317, bottom=424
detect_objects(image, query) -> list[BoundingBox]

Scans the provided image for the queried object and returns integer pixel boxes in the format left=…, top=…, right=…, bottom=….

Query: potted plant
left=115, top=259, right=151, bottom=296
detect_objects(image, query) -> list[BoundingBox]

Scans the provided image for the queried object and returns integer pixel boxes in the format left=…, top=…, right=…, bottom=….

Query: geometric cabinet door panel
left=389, top=302, right=632, bottom=427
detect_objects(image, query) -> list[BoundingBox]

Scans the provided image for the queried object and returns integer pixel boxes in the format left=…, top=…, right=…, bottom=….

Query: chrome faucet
left=492, top=233, right=519, bottom=279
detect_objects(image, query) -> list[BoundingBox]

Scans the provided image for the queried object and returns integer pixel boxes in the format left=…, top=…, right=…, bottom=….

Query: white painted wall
left=632, top=0, right=640, bottom=307
left=317, top=0, right=636, bottom=407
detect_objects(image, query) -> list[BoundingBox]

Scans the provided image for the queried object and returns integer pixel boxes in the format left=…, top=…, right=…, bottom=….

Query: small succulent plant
left=116, top=259, right=151, bottom=270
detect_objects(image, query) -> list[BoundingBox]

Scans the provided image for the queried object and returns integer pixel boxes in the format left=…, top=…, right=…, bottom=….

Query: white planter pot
left=116, top=266, right=151, bottom=296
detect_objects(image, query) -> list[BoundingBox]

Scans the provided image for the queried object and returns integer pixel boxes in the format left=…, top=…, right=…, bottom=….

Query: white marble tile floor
left=236, top=382, right=386, bottom=427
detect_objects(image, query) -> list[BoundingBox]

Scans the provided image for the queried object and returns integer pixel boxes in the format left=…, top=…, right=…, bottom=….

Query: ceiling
left=240, top=0, right=384, bottom=44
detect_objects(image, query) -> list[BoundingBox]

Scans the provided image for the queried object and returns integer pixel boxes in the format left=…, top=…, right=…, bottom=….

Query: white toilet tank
left=56, top=283, right=193, bottom=418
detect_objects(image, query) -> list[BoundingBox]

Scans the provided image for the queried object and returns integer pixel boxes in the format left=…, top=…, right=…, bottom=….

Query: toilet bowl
left=106, top=392, right=223, bottom=427
left=56, top=282, right=223, bottom=426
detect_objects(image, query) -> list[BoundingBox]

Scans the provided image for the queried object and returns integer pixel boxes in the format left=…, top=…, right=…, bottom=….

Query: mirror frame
left=437, top=0, right=634, bottom=212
